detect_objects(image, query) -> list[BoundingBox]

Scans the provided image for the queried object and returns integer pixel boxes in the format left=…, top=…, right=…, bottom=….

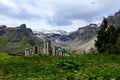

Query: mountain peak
left=36, top=29, right=69, bottom=35
left=115, top=9, right=120, bottom=16
left=0, top=25, right=7, bottom=29
left=19, top=24, right=26, bottom=29
left=106, top=10, right=120, bottom=26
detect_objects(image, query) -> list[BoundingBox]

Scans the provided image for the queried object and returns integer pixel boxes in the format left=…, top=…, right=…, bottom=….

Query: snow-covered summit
left=33, top=29, right=69, bottom=35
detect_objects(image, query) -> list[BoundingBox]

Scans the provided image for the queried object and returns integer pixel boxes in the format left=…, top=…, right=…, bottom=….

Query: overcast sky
left=0, top=0, right=120, bottom=32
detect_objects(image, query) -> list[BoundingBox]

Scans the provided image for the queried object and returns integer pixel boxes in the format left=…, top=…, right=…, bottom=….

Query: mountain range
left=35, top=23, right=98, bottom=52
left=0, top=9, right=120, bottom=54
left=35, top=9, right=120, bottom=52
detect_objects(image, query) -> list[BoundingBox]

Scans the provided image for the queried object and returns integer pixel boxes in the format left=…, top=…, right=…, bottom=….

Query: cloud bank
left=0, top=0, right=120, bottom=31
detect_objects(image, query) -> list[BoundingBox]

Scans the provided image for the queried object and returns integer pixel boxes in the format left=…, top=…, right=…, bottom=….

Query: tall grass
left=0, top=53, right=120, bottom=80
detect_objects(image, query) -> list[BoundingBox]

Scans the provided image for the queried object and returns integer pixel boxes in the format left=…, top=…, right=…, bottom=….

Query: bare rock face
left=4, top=24, right=34, bottom=43
left=0, top=25, right=7, bottom=36
left=0, top=25, right=7, bottom=29
left=20, top=24, right=26, bottom=29
left=18, top=24, right=33, bottom=36
left=106, top=10, right=120, bottom=26
left=68, top=24, right=98, bottom=41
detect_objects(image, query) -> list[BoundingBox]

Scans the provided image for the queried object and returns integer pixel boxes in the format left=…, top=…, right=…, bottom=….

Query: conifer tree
left=116, top=28, right=120, bottom=54
left=95, top=18, right=108, bottom=53
left=105, top=25, right=117, bottom=53
left=95, top=18, right=120, bottom=54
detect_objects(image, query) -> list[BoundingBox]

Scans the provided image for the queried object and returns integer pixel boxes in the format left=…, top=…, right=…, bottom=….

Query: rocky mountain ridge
left=106, top=10, right=120, bottom=26
left=0, top=24, right=41, bottom=54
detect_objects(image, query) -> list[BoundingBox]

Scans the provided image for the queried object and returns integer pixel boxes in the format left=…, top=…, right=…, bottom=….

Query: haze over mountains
left=0, top=9, right=120, bottom=54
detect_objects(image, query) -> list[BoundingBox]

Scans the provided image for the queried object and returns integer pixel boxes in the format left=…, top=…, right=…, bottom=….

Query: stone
left=20, top=24, right=26, bottom=29
left=0, top=25, right=7, bottom=29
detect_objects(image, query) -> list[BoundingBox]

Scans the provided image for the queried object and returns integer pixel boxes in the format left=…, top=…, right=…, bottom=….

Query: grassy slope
left=0, top=54, right=120, bottom=80
left=0, top=27, right=40, bottom=54
left=0, top=36, right=34, bottom=54
left=0, top=37, right=9, bottom=52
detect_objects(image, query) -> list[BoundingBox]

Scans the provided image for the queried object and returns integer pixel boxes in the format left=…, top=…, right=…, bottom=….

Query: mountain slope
left=0, top=24, right=41, bottom=54
left=68, top=24, right=97, bottom=41
left=73, top=37, right=96, bottom=53
left=69, top=9, right=120, bottom=52
left=35, top=24, right=98, bottom=52
left=62, top=24, right=97, bottom=52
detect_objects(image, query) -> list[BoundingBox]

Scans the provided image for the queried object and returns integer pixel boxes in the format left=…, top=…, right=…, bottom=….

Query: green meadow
left=0, top=53, right=120, bottom=80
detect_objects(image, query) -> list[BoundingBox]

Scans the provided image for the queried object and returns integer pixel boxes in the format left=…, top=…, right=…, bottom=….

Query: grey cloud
left=0, top=0, right=120, bottom=30
left=0, top=3, right=41, bottom=20
left=46, top=0, right=120, bottom=26
left=91, top=2, right=95, bottom=4
left=47, top=17, right=73, bottom=26
left=11, top=9, right=41, bottom=20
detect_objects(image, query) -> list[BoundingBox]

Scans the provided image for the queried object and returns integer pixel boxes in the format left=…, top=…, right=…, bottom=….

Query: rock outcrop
left=68, top=24, right=98, bottom=41
left=106, top=10, right=120, bottom=26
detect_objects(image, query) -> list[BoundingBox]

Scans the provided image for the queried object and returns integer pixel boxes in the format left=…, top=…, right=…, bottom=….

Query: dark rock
left=68, top=24, right=98, bottom=40
left=0, top=30, right=5, bottom=36
left=0, top=25, right=7, bottom=36
left=0, top=25, right=7, bottom=29
left=106, top=10, right=120, bottom=26
left=20, top=24, right=26, bottom=29
left=18, top=24, right=33, bottom=36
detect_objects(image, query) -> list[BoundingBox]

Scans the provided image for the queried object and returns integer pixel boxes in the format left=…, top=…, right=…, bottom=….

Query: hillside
left=0, top=24, right=41, bottom=54
left=70, top=37, right=96, bottom=53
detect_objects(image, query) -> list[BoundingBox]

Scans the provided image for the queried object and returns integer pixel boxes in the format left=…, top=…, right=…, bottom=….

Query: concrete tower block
left=25, top=48, right=30, bottom=56
left=56, top=49, right=59, bottom=56
left=38, top=44, right=41, bottom=54
left=37, top=45, right=40, bottom=54
left=43, top=40, right=46, bottom=54
left=29, top=49, right=32, bottom=55
left=46, top=42, right=49, bottom=55
left=59, top=51, right=62, bottom=56
left=46, top=41, right=51, bottom=55
left=52, top=47, right=56, bottom=56
left=41, top=43, right=44, bottom=54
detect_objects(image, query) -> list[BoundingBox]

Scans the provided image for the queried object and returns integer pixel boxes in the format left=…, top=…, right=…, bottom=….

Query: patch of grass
left=0, top=53, right=11, bottom=59
left=0, top=54, right=120, bottom=79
